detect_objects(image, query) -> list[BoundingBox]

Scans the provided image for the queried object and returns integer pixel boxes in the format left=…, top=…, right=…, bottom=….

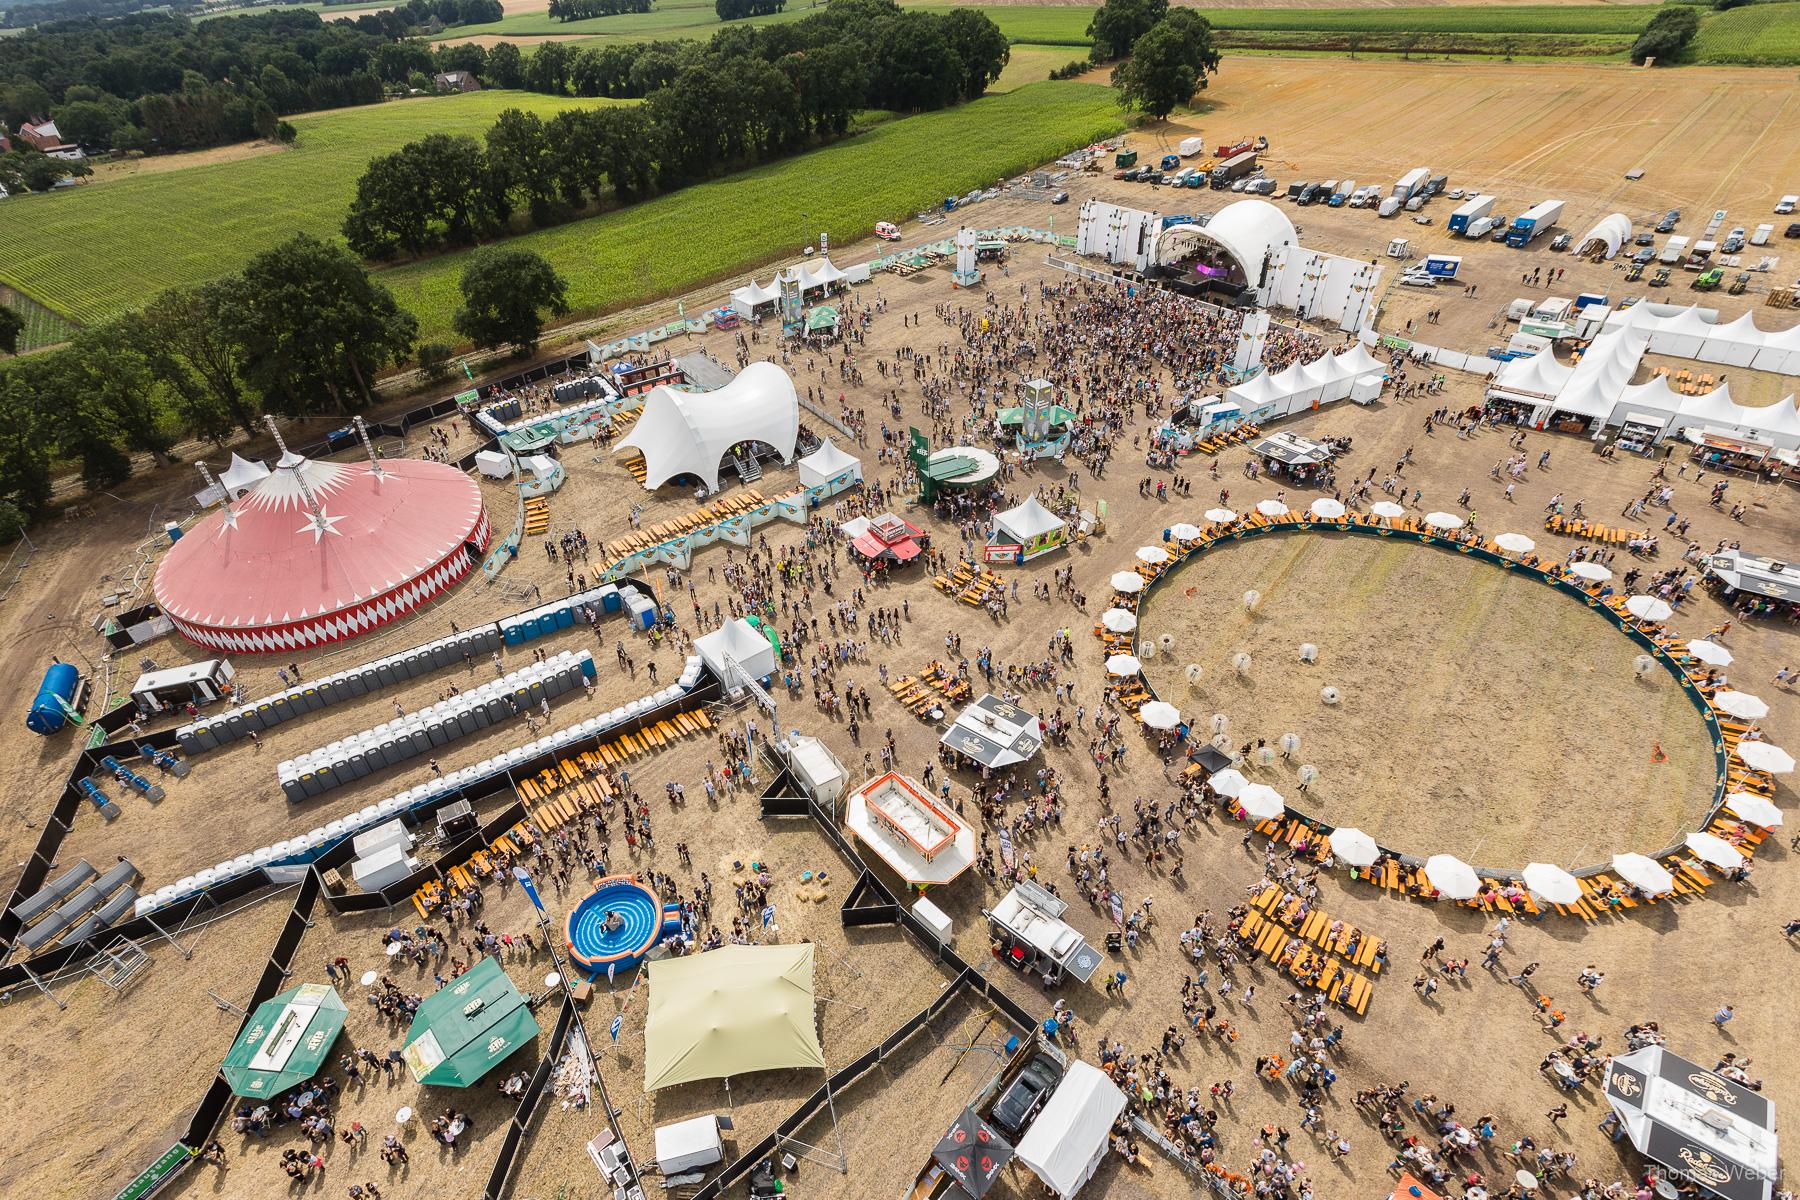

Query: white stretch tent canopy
left=1015, top=1060, right=1127, bottom=1198
left=797, top=438, right=863, bottom=489
left=617, top=361, right=799, bottom=493
left=694, top=618, right=777, bottom=682
left=730, top=278, right=780, bottom=316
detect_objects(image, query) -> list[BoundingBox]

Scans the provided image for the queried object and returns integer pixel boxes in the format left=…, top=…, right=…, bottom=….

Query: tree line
left=0, top=233, right=576, bottom=536
left=343, top=0, right=1010, bottom=262
left=0, top=6, right=499, bottom=157
left=714, top=0, right=786, bottom=20
left=548, top=0, right=654, bottom=20
left=1084, top=0, right=1221, bottom=120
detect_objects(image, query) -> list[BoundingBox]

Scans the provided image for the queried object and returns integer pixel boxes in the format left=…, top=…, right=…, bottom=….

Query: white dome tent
left=1572, top=213, right=1632, bottom=259
left=616, top=362, right=799, bottom=494
left=1155, top=200, right=1298, bottom=295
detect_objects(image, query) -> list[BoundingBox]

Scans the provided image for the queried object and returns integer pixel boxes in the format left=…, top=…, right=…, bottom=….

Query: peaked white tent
left=797, top=438, right=863, bottom=490
left=694, top=618, right=777, bottom=684
left=219, top=453, right=272, bottom=499
left=1333, top=342, right=1385, bottom=378
left=616, top=362, right=799, bottom=493
left=1014, top=1060, right=1127, bottom=1198
left=990, top=496, right=1068, bottom=561
left=730, top=278, right=780, bottom=317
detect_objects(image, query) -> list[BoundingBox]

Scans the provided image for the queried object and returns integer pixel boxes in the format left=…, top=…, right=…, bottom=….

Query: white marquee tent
left=694, top=617, right=777, bottom=683
left=219, top=453, right=271, bottom=499
left=1014, top=1060, right=1127, bottom=1199
left=797, top=438, right=863, bottom=490
left=730, top=278, right=780, bottom=317
left=616, top=362, right=799, bottom=493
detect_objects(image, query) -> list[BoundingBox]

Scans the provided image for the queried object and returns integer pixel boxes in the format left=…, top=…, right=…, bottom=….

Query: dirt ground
left=0, top=55, right=1797, bottom=1200
left=1137, top=532, right=1718, bottom=866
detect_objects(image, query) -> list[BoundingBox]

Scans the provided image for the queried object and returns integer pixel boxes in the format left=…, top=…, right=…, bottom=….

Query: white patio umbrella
left=1140, top=701, right=1182, bottom=730
left=1309, top=498, right=1346, bottom=519
left=1169, top=522, right=1202, bottom=541
left=1424, top=511, right=1464, bottom=530
left=1713, top=690, right=1769, bottom=720
left=1208, top=768, right=1248, bottom=797
left=1110, top=571, right=1145, bottom=594
left=1370, top=501, right=1405, bottom=519
left=1610, top=852, right=1674, bottom=896
left=1328, top=827, right=1380, bottom=867
left=1100, top=608, right=1138, bottom=634
left=1684, top=830, right=1744, bottom=870
left=1256, top=499, right=1290, bottom=517
left=1724, top=792, right=1784, bottom=829
left=1205, top=508, right=1238, bottom=524
left=1494, top=532, right=1535, bottom=554
left=1136, top=545, right=1171, bottom=565
left=1235, top=783, right=1286, bottom=822
left=1522, top=863, right=1582, bottom=906
left=1624, top=595, right=1673, bottom=622
left=1568, top=561, right=1612, bottom=582
left=1736, top=741, right=1795, bottom=774
left=1684, top=639, right=1733, bottom=666
left=1424, top=854, right=1481, bottom=900
left=1105, top=654, right=1143, bottom=676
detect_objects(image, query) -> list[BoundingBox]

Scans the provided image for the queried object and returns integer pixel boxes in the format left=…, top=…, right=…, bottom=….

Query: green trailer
left=1115, top=149, right=1138, bottom=169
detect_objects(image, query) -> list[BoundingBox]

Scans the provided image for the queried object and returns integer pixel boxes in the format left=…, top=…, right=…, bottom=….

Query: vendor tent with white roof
left=990, top=495, right=1067, bottom=561
left=730, top=278, right=780, bottom=317
left=694, top=617, right=777, bottom=683
left=797, top=438, right=863, bottom=490
left=1014, top=1060, right=1128, bottom=1198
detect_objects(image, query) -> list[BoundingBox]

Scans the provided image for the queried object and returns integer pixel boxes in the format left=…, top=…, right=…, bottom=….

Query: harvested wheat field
left=1139, top=532, right=1718, bottom=865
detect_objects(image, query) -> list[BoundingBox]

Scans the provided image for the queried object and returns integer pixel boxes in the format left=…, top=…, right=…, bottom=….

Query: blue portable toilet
left=597, top=585, right=622, bottom=614
left=552, top=605, right=575, bottom=630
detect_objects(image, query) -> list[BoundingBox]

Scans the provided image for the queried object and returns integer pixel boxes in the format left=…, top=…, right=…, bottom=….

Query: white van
left=1378, top=197, right=1402, bottom=218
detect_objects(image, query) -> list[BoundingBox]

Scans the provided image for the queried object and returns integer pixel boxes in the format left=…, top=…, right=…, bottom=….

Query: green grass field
left=375, top=81, right=1122, bottom=343
left=0, top=289, right=80, bottom=352
left=447, top=0, right=801, bottom=40
left=1685, top=1, right=1800, bottom=63
left=0, top=90, right=608, bottom=328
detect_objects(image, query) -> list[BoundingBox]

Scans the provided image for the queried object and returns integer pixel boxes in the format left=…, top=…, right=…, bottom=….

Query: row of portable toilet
left=500, top=583, right=628, bottom=646
left=278, top=651, right=596, bottom=802
left=174, top=624, right=506, bottom=756
left=134, top=657, right=706, bottom=922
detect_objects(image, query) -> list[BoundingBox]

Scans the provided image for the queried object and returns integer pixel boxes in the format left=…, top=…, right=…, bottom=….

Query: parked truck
left=1210, top=151, right=1259, bottom=189
left=1505, top=199, right=1564, bottom=248
left=1391, top=168, right=1431, bottom=202
left=1447, top=194, right=1497, bottom=235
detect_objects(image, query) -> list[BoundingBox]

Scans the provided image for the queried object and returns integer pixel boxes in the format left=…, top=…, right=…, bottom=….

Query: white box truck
left=1179, top=136, right=1206, bottom=158
left=1448, top=194, right=1497, bottom=234
left=1392, top=168, right=1430, bottom=201
left=1659, top=235, right=1689, bottom=265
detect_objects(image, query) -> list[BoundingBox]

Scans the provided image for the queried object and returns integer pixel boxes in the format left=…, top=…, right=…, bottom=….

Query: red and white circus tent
left=154, top=451, right=490, bottom=654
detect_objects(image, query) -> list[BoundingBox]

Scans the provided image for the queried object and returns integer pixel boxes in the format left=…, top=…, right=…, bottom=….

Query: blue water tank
left=27, top=664, right=80, bottom=735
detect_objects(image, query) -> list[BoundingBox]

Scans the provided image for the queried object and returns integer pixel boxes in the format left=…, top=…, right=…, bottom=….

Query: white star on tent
left=298, top=509, right=346, bottom=542
left=216, top=507, right=241, bottom=534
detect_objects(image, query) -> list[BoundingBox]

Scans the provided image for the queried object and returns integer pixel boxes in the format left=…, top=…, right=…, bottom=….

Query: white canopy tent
left=1014, top=1060, right=1128, bottom=1199
left=694, top=618, right=777, bottom=684
left=730, top=278, right=780, bottom=317
left=219, top=453, right=271, bottom=499
left=797, top=438, right=863, bottom=489
left=992, top=496, right=1067, bottom=545
left=616, top=362, right=799, bottom=493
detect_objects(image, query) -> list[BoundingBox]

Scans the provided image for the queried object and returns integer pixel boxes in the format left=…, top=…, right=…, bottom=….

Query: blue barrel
left=27, top=664, right=80, bottom=735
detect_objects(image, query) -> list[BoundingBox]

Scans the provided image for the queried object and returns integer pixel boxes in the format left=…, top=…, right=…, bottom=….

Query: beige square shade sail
left=643, top=943, right=825, bottom=1091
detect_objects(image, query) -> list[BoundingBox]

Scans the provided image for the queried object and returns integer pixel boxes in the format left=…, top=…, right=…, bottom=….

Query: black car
left=1634, top=232, right=1655, bottom=246
left=1786, top=222, right=1800, bottom=239
left=1632, top=247, right=1656, bottom=265
left=991, top=1053, right=1063, bottom=1138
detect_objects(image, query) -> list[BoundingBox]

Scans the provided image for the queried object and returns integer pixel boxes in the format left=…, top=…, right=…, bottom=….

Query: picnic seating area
left=933, top=560, right=1006, bottom=606
left=410, top=821, right=536, bottom=921
left=523, top=496, right=550, bottom=536
left=1649, top=366, right=1716, bottom=396
left=1193, top=422, right=1262, bottom=456
left=887, top=661, right=970, bottom=720
left=598, top=490, right=766, bottom=564
left=1543, top=513, right=1646, bottom=546
left=1242, top=883, right=1377, bottom=1015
